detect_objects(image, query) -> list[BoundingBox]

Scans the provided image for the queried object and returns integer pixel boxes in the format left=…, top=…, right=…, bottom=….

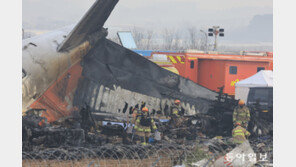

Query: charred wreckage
left=22, top=0, right=273, bottom=166
left=23, top=87, right=273, bottom=166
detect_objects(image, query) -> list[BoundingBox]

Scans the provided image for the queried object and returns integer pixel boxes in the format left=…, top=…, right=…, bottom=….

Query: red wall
left=166, top=54, right=186, bottom=76
left=196, top=59, right=271, bottom=95
left=224, top=61, right=270, bottom=95
left=184, top=58, right=198, bottom=82
left=197, top=59, right=226, bottom=92
left=153, top=52, right=273, bottom=95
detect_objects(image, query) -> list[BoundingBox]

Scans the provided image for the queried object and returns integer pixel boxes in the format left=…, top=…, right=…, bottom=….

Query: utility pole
left=200, top=30, right=208, bottom=52
left=208, top=26, right=224, bottom=51
left=214, top=26, right=218, bottom=51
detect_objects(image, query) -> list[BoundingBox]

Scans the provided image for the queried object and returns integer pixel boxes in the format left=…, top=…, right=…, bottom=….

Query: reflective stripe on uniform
left=233, top=129, right=244, bottom=135
left=234, top=139, right=244, bottom=144
left=135, top=126, right=144, bottom=132
left=233, top=133, right=245, bottom=137
left=135, top=126, right=150, bottom=132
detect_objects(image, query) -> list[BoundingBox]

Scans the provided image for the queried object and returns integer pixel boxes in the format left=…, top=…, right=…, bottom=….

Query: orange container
left=152, top=51, right=273, bottom=95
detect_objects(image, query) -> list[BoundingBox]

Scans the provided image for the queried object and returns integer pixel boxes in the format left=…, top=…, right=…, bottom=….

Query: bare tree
left=132, top=26, right=145, bottom=49
left=163, top=28, right=175, bottom=50
left=187, top=26, right=198, bottom=49
left=197, top=30, right=208, bottom=51
left=145, top=30, right=154, bottom=50
left=172, top=30, right=182, bottom=51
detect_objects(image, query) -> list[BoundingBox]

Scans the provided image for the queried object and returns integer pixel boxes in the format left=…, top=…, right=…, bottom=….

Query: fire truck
left=148, top=51, right=273, bottom=95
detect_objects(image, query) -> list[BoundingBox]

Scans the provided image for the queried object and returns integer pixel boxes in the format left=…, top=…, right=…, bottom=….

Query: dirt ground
left=22, top=157, right=175, bottom=167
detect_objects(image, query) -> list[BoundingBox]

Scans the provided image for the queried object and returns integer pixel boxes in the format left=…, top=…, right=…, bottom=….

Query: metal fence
left=22, top=143, right=211, bottom=167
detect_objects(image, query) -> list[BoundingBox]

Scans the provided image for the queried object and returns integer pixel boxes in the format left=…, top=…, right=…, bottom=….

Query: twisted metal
left=22, top=143, right=209, bottom=167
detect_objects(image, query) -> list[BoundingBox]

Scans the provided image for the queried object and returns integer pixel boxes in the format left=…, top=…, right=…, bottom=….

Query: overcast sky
left=23, top=0, right=272, bottom=29
left=23, top=0, right=273, bottom=46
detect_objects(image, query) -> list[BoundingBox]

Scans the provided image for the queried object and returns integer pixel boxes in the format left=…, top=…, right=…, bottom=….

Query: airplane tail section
left=58, top=0, right=119, bottom=52
left=73, top=38, right=217, bottom=116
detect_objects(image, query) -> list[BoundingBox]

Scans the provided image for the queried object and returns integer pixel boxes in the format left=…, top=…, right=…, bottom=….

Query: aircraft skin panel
left=22, top=31, right=91, bottom=113
left=29, top=61, right=83, bottom=122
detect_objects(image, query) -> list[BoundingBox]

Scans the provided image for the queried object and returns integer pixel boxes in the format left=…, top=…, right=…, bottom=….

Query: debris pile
left=250, top=136, right=273, bottom=166
left=22, top=89, right=273, bottom=166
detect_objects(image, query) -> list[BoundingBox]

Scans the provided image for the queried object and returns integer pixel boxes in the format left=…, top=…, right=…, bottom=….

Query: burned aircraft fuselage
left=22, top=0, right=217, bottom=123
left=22, top=27, right=91, bottom=121
left=22, top=30, right=217, bottom=122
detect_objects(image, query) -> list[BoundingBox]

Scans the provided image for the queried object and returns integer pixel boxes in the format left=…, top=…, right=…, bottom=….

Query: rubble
left=213, top=141, right=256, bottom=167
left=22, top=88, right=273, bottom=166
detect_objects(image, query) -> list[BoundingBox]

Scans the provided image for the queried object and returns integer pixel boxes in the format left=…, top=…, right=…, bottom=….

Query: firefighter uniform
left=134, top=107, right=157, bottom=145
left=233, top=105, right=250, bottom=128
left=132, top=108, right=141, bottom=124
left=171, top=104, right=181, bottom=116
left=232, top=125, right=251, bottom=144
left=170, top=100, right=183, bottom=128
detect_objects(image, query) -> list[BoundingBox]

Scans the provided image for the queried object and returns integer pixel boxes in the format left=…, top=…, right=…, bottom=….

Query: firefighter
left=232, top=122, right=250, bottom=145
left=132, top=102, right=145, bottom=124
left=134, top=107, right=157, bottom=145
left=171, top=99, right=181, bottom=116
left=233, top=99, right=250, bottom=129
left=131, top=106, right=141, bottom=124
left=169, top=99, right=183, bottom=128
